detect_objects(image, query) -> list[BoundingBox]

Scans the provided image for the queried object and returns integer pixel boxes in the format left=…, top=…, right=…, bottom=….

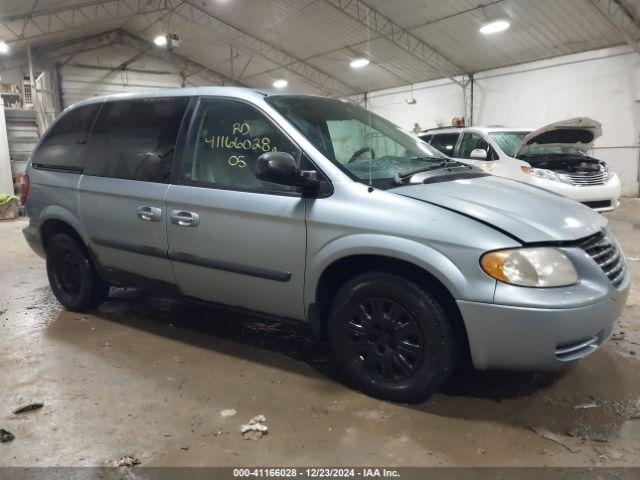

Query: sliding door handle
left=137, top=206, right=162, bottom=222
left=170, top=210, right=200, bottom=227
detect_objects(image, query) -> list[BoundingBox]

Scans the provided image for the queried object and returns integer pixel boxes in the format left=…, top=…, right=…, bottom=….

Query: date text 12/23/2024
left=233, top=468, right=401, bottom=478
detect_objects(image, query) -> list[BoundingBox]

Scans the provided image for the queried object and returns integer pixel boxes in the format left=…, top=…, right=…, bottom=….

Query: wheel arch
left=38, top=206, right=88, bottom=249
left=39, top=215, right=106, bottom=281
left=41, top=218, right=85, bottom=251
left=308, top=247, right=471, bottom=363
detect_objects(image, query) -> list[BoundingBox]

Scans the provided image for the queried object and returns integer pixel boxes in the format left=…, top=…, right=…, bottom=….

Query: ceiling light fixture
left=153, top=35, right=168, bottom=47
left=273, top=79, right=288, bottom=89
left=479, top=19, right=510, bottom=34
left=0, top=41, right=9, bottom=54
left=350, top=57, right=370, bottom=69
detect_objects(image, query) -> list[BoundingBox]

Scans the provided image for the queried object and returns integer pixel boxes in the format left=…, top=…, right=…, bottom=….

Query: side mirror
left=255, top=151, right=320, bottom=191
left=470, top=148, right=488, bottom=160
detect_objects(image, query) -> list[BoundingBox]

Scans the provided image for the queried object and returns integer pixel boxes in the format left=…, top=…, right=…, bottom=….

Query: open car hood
left=515, top=117, right=602, bottom=157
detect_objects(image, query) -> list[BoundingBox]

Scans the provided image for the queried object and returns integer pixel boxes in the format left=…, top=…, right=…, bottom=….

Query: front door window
left=183, top=98, right=301, bottom=193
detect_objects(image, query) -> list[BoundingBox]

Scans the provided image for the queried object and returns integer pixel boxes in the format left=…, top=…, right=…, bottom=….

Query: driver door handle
left=170, top=210, right=200, bottom=227
left=137, top=206, right=162, bottom=222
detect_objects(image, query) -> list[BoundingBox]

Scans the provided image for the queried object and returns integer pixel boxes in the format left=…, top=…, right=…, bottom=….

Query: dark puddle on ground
left=47, top=288, right=335, bottom=378
left=40, top=288, right=640, bottom=440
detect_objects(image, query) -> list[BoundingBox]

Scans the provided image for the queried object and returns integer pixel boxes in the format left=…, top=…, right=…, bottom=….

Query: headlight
left=521, top=166, right=561, bottom=182
left=481, top=247, right=578, bottom=287
left=603, top=163, right=615, bottom=180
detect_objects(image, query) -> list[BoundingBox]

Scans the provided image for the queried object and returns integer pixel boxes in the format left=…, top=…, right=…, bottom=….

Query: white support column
left=0, top=103, right=14, bottom=195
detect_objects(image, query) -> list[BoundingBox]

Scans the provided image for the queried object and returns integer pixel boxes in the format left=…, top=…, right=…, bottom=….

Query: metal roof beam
left=175, top=0, right=361, bottom=97
left=588, top=0, right=640, bottom=54
left=0, top=30, right=120, bottom=70
left=323, top=0, right=467, bottom=85
left=0, top=0, right=165, bottom=43
left=116, top=30, right=242, bottom=85
left=0, top=29, right=242, bottom=87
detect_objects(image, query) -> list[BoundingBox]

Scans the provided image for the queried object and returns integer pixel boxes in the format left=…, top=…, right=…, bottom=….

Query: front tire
left=46, top=233, right=109, bottom=311
left=327, top=272, right=457, bottom=403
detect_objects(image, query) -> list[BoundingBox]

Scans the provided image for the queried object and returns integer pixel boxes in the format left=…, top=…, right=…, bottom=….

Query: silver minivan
left=22, top=87, right=629, bottom=403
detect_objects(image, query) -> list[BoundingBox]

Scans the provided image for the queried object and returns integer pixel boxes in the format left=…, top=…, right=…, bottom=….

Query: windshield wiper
left=393, top=158, right=468, bottom=185
left=411, top=155, right=450, bottom=164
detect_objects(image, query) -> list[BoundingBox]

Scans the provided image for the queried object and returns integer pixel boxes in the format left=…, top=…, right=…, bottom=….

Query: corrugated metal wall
left=5, top=109, right=38, bottom=177
left=60, top=65, right=183, bottom=108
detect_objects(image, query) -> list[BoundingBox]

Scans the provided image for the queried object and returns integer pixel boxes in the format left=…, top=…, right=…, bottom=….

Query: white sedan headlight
left=603, top=164, right=615, bottom=181
left=481, top=247, right=578, bottom=287
left=521, top=166, right=562, bottom=183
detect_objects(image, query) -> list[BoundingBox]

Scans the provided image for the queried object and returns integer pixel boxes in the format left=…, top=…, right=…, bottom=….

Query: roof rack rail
left=419, top=126, right=464, bottom=133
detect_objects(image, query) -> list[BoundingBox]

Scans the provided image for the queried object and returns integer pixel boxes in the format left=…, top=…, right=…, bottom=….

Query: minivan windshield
left=489, top=131, right=587, bottom=158
left=266, top=96, right=454, bottom=186
left=488, top=131, right=528, bottom=157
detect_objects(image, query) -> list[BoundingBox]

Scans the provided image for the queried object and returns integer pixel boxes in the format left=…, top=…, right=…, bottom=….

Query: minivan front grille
left=558, top=171, right=607, bottom=186
left=578, top=231, right=626, bottom=287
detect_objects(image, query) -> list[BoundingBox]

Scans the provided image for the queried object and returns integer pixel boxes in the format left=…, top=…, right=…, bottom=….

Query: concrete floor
left=1, top=200, right=639, bottom=467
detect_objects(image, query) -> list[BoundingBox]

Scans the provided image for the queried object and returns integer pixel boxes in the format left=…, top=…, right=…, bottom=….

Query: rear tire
left=46, top=233, right=109, bottom=311
left=327, top=272, right=457, bottom=403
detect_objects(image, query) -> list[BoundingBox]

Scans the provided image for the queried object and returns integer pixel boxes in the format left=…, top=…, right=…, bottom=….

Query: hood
left=390, top=175, right=606, bottom=243
left=515, top=117, right=602, bottom=157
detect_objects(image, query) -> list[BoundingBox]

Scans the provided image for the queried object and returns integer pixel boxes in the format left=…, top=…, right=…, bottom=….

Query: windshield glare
left=266, top=96, right=448, bottom=184
left=488, top=131, right=528, bottom=157
left=489, top=131, right=587, bottom=157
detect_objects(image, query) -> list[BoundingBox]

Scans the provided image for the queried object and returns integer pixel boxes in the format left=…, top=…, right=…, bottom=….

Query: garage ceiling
left=0, top=0, right=638, bottom=96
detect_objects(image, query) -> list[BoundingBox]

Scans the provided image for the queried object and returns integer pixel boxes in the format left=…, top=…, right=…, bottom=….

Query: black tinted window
left=183, top=98, right=300, bottom=192
left=418, top=134, right=432, bottom=143
left=429, top=133, right=459, bottom=155
left=85, top=97, right=189, bottom=182
left=32, top=104, right=100, bottom=171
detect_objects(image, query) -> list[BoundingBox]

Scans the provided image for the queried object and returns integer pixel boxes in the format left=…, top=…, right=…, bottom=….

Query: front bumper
left=526, top=174, right=621, bottom=212
left=457, top=275, right=629, bottom=370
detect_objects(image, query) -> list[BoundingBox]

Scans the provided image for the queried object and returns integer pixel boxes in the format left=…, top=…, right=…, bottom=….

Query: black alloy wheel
left=346, top=297, right=423, bottom=383
left=328, top=272, right=457, bottom=403
left=46, top=233, right=109, bottom=311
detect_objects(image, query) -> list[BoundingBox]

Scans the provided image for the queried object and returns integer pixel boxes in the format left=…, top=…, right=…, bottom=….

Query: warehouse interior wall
left=58, top=44, right=208, bottom=108
left=0, top=105, right=12, bottom=194
left=362, top=45, right=640, bottom=197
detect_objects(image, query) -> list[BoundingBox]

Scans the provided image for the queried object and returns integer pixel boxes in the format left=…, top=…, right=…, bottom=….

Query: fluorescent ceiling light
left=479, top=19, right=510, bottom=34
left=273, top=79, right=288, bottom=89
left=0, top=42, right=9, bottom=54
left=350, top=58, right=370, bottom=69
left=153, top=35, right=168, bottom=47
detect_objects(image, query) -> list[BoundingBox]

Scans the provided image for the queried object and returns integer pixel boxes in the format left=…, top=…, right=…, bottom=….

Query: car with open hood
left=22, top=88, right=629, bottom=403
left=419, top=118, right=621, bottom=212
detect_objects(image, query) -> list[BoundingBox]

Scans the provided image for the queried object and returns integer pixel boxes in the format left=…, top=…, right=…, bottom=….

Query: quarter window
left=182, top=98, right=301, bottom=192
left=31, top=103, right=100, bottom=171
left=457, top=132, right=496, bottom=160
left=84, top=97, right=189, bottom=182
left=429, top=133, right=459, bottom=155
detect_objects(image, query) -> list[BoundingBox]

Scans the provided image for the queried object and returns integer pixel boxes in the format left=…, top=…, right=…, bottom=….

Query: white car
left=419, top=118, right=621, bottom=212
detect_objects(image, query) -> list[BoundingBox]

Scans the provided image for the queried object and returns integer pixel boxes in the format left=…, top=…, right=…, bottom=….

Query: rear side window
left=31, top=103, right=100, bottom=171
left=85, top=97, right=189, bottom=182
left=429, top=133, right=459, bottom=155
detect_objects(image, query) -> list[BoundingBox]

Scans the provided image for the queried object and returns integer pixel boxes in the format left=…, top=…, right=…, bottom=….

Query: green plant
left=0, top=194, right=19, bottom=205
